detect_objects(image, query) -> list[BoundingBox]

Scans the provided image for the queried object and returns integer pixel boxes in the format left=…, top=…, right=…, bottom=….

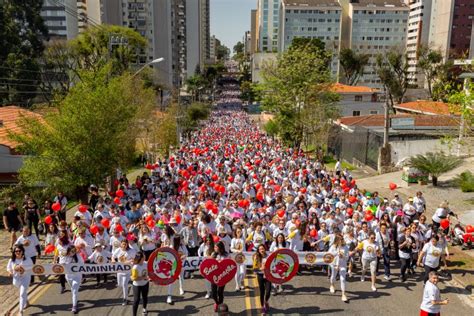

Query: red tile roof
left=330, top=83, right=379, bottom=94
left=337, top=114, right=460, bottom=127
left=394, top=101, right=457, bottom=116
left=0, top=106, right=42, bottom=150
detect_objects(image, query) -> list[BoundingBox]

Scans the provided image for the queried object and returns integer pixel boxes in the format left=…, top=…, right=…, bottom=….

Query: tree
left=69, top=25, right=147, bottom=75
left=409, top=152, right=462, bottom=186
left=185, top=75, right=207, bottom=102
left=0, top=0, right=49, bottom=106
left=263, top=119, right=279, bottom=138
left=233, top=41, right=245, bottom=55
left=216, top=39, right=230, bottom=61
left=339, top=48, right=370, bottom=85
left=241, top=81, right=257, bottom=104
left=9, top=65, right=155, bottom=201
left=417, top=46, right=446, bottom=98
left=375, top=50, right=410, bottom=107
left=155, top=105, right=179, bottom=157
left=260, top=40, right=339, bottom=148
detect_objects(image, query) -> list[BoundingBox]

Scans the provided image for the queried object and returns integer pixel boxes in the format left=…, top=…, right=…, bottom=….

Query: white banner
left=182, top=251, right=334, bottom=271
left=30, top=263, right=132, bottom=275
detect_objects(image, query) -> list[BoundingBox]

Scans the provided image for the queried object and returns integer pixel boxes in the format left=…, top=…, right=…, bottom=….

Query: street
left=24, top=265, right=472, bottom=315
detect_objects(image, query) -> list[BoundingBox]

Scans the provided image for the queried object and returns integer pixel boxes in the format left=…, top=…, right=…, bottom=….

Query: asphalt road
left=21, top=265, right=473, bottom=316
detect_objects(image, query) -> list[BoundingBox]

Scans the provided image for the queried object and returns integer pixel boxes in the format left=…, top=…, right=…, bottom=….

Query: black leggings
left=400, top=257, right=410, bottom=279
left=59, top=274, right=66, bottom=288
left=96, top=273, right=108, bottom=284
left=211, top=284, right=225, bottom=305
left=26, top=216, right=40, bottom=237
left=133, top=283, right=149, bottom=316
left=257, top=273, right=271, bottom=307
left=143, top=249, right=154, bottom=261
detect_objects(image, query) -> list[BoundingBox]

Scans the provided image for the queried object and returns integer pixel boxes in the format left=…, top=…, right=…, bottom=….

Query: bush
left=454, top=171, right=474, bottom=192
left=409, top=152, right=462, bottom=186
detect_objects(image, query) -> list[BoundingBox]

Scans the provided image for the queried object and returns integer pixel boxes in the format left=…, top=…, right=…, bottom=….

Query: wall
left=251, top=52, right=278, bottom=83
left=186, top=0, right=200, bottom=76
left=391, top=137, right=474, bottom=166
left=0, top=146, right=23, bottom=174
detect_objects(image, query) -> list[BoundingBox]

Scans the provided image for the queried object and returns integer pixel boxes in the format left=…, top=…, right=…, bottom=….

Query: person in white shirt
left=131, top=251, right=149, bottom=316
left=413, top=191, right=426, bottom=215
left=112, top=239, right=136, bottom=305
left=63, top=245, right=84, bottom=314
left=328, top=234, right=350, bottom=302
left=420, top=272, right=449, bottom=316
left=88, top=243, right=111, bottom=288
left=15, top=226, right=40, bottom=284
left=357, top=232, right=380, bottom=292
left=230, top=227, right=246, bottom=291
left=7, top=245, right=33, bottom=315
left=418, top=235, right=443, bottom=284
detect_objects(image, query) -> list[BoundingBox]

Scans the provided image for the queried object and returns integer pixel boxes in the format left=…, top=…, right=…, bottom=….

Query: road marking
left=252, top=273, right=261, bottom=311
left=244, top=274, right=253, bottom=316
left=29, top=282, right=53, bottom=305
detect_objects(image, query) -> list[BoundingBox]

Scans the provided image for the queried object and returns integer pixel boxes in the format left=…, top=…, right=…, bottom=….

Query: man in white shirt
left=420, top=271, right=448, bottom=316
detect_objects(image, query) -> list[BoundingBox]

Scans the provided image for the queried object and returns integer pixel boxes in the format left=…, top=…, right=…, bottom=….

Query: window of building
left=370, top=110, right=378, bottom=114
left=353, top=111, right=361, bottom=116
left=355, top=95, right=363, bottom=101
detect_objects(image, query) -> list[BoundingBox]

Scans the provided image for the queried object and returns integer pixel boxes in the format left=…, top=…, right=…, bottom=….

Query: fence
left=328, top=125, right=383, bottom=170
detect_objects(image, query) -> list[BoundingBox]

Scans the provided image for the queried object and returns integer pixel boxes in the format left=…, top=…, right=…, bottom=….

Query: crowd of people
left=3, top=70, right=461, bottom=316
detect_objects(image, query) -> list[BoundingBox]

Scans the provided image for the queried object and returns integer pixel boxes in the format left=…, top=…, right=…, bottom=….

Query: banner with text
left=29, top=263, right=131, bottom=275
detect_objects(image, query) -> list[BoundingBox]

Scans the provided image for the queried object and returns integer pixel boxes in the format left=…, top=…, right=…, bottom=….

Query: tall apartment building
left=429, top=0, right=474, bottom=60
left=244, top=31, right=252, bottom=54
left=278, top=0, right=343, bottom=78
left=41, top=0, right=101, bottom=40
left=100, top=0, right=209, bottom=88
left=339, top=0, right=409, bottom=88
left=257, top=0, right=281, bottom=52
left=209, top=35, right=217, bottom=63
left=250, top=9, right=258, bottom=53
left=405, top=0, right=433, bottom=87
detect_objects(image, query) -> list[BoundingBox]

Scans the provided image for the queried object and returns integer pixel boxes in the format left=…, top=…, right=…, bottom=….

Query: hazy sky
left=210, top=0, right=257, bottom=50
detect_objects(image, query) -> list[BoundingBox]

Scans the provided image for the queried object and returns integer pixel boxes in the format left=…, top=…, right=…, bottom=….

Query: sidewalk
left=1, top=205, right=78, bottom=315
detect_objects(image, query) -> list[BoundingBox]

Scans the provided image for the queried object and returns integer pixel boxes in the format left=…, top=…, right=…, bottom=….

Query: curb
left=450, top=274, right=473, bottom=296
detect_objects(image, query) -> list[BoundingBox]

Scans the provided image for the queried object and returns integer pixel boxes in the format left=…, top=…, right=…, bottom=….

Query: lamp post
left=132, top=57, right=164, bottom=78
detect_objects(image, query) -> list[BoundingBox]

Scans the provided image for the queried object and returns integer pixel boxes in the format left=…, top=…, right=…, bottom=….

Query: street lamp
left=132, top=57, right=164, bottom=78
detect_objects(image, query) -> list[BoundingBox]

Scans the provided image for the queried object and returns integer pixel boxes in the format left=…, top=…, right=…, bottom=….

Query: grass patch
left=447, top=246, right=474, bottom=286
left=324, top=156, right=356, bottom=171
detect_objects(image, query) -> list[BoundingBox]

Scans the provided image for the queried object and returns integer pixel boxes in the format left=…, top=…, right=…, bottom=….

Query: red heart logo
left=199, top=258, right=237, bottom=287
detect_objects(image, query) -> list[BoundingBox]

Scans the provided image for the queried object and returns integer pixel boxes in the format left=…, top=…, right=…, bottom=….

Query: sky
left=210, top=0, right=257, bottom=51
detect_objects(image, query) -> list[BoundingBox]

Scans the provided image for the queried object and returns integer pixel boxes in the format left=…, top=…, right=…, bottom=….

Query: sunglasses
left=14, top=250, right=22, bottom=253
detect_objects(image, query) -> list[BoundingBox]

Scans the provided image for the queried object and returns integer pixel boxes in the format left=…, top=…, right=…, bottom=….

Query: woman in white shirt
left=15, top=226, right=40, bottom=284
left=63, top=245, right=84, bottom=314
left=230, top=227, right=246, bottom=291
left=328, top=234, right=350, bottom=302
left=88, top=243, right=111, bottom=288
left=112, top=239, right=136, bottom=305
left=167, top=235, right=187, bottom=304
left=417, top=235, right=443, bottom=284
left=7, top=245, right=33, bottom=315
left=357, top=232, right=380, bottom=292
left=198, top=234, right=214, bottom=299
left=138, top=225, right=156, bottom=260
left=131, top=251, right=149, bottom=316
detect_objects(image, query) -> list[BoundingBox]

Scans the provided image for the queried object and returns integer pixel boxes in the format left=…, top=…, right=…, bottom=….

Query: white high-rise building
left=257, top=0, right=281, bottom=52
left=405, top=0, right=433, bottom=87
left=278, top=0, right=343, bottom=79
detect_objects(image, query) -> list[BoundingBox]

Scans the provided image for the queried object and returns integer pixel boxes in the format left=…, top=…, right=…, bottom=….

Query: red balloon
left=116, top=189, right=124, bottom=198
left=255, top=183, right=262, bottom=191
left=115, top=224, right=123, bottom=233
left=211, top=206, right=218, bottom=215
left=256, top=192, right=264, bottom=202
left=52, top=202, right=61, bottom=212
left=466, top=225, right=474, bottom=234
left=295, top=219, right=301, bottom=227
left=440, top=219, right=450, bottom=230
left=113, top=197, right=121, bottom=204
left=350, top=179, right=356, bottom=186
left=145, top=163, right=153, bottom=170
left=348, top=196, right=357, bottom=204
left=347, top=208, right=354, bottom=216
left=212, top=235, right=220, bottom=243
left=175, top=214, right=182, bottom=224
left=45, top=244, right=56, bottom=254
left=101, top=218, right=110, bottom=228
left=389, top=182, right=397, bottom=191
left=145, top=215, right=154, bottom=222
left=277, top=209, right=285, bottom=218
left=205, top=200, right=215, bottom=210
left=309, top=229, right=318, bottom=238
left=343, top=187, right=350, bottom=193
left=364, top=213, right=374, bottom=222
left=228, top=176, right=234, bottom=183
left=78, top=204, right=88, bottom=213
left=44, top=215, right=53, bottom=225
left=90, top=225, right=99, bottom=235
left=146, top=219, right=155, bottom=228
left=300, top=188, right=307, bottom=194
left=212, top=174, right=219, bottom=181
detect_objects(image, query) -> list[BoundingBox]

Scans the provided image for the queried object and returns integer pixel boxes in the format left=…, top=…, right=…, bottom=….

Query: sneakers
left=348, top=271, right=353, bottom=278
left=235, top=285, right=240, bottom=292
left=122, top=299, right=128, bottom=306
left=361, top=276, right=365, bottom=282
left=383, top=275, right=390, bottom=281
left=371, top=285, right=377, bottom=292
left=71, top=306, right=78, bottom=314
left=167, top=296, right=173, bottom=304
left=330, top=285, right=335, bottom=294
left=341, top=294, right=348, bottom=302
left=205, top=292, right=210, bottom=299
left=214, top=303, right=218, bottom=312
left=142, top=308, right=148, bottom=315
left=60, top=287, right=66, bottom=294
left=277, top=286, right=283, bottom=293
left=179, top=288, right=184, bottom=296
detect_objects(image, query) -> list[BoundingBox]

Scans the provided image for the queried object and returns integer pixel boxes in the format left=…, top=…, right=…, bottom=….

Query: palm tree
left=409, top=152, right=462, bottom=186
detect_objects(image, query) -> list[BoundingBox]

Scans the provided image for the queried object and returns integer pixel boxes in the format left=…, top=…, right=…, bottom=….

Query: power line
left=48, top=0, right=101, bottom=28
left=0, top=65, right=64, bottom=75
